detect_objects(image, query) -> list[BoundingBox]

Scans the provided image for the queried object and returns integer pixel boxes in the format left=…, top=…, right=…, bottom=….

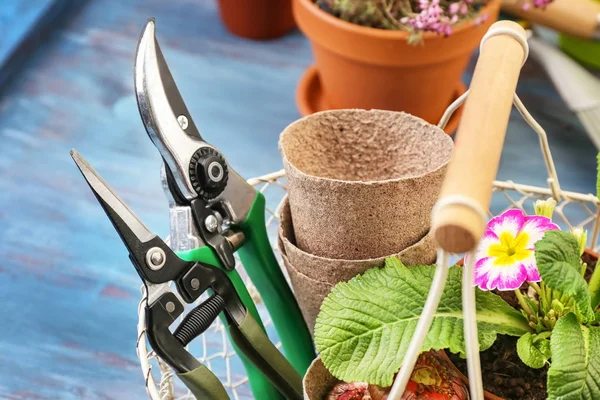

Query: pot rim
left=281, top=223, right=434, bottom=266
left=295, top=0, right=500, bottom=41
left=279, top=109, right=453, bottom=186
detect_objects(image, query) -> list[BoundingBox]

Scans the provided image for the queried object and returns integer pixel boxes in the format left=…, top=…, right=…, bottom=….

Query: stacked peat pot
left=277, top=109, right=454, bottom=398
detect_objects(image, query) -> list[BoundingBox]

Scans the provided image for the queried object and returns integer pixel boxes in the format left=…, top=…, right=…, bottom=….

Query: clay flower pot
left=279, top=109, right=453, bottom=261
left=292, top=0, right=501, bottom=126
left=217, top=0, right=296, bottom=40
left=278, top=197, right=437, bottom=333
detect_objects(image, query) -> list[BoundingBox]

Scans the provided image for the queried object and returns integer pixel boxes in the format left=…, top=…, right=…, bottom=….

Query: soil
left=448, top=335, right=547, bottom=400
left=583, top=251, right=598, bottom=281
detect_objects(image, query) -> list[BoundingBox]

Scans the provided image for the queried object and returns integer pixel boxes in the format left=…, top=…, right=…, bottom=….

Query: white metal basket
left=136, top=101, right=600, bottom=399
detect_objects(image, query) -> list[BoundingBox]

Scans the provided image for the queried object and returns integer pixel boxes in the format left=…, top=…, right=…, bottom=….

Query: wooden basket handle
left=432, top=21, right=528, bottom=254
left=502, top=0, right=600, bottom=40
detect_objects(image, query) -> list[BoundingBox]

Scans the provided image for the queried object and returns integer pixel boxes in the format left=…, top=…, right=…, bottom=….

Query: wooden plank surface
left=0, top=0, right=84, bottom=92
left=0, top=0, right=598, bottom=399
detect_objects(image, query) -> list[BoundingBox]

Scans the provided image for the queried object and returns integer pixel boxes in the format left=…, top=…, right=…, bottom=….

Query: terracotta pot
left=292, top=0, right=501, bottom=125
left=279, top=109, right=453, bottom=260
left=217, top=0, right=296, bottom=40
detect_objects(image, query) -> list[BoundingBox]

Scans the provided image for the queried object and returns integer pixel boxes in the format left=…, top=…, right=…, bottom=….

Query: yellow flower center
left=488, top=231, right=531, bottom=266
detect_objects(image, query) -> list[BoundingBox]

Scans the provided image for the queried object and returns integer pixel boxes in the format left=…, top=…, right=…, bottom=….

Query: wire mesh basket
left=136, top=99, right=600, bottom=400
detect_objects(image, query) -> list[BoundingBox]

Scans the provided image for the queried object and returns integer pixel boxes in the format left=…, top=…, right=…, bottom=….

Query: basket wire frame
left=137, top=121, right=600, bottom=400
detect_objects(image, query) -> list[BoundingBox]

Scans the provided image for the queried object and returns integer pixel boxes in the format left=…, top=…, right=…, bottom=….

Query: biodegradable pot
left=303, top=357, right=340, bottom=400
left=217, top=0, right=296, bottom=40
left=280, top=252, right=335, bottom=336
left=279, top=197, right=437, bottom=283
left=278, top=197, right=437, bottom=334
left=279, top=109, right=453, bottom=260
left=292, top=0, right=501, bottom=125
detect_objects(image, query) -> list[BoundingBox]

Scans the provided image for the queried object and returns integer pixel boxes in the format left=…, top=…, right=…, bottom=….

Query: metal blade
left=134, top=19, right=206, bottom=200
left=70, top=149, right=156, bottom=244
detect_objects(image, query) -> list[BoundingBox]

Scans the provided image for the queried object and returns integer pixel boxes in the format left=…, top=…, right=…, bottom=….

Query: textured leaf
left=313, top=257, right=530, bottom=386
left=516, top=333, right=551, bottom=369
left=535, top=231, right=594, bottom=322
left=548, top=313, right=600, bottom=400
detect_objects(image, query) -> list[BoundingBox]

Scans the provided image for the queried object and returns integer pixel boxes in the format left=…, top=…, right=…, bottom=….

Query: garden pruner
left=70, top=18, right=315, bottom=400
left=71, top=150, right=302, bottom=400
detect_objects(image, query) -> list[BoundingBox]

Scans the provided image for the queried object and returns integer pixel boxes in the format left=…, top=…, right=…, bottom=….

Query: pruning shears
left=71, top=18, right=314, bottom=400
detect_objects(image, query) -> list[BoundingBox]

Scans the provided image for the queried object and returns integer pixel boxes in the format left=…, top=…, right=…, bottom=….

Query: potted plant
left=293, top=0, right=505, bottom=132
left=217, top=0, right=296, bottom=40
left=308, top=192, right=600, bottom=398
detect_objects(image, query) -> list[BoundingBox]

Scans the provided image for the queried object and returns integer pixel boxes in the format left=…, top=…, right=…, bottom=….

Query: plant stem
left=581, top=261, right=588, bottom=277
left=589, top=261, right=600, bottom=310
left=530, top=282, right=542, bottom=296
left=538, top=283, right=549, bottom=311
left=536, top=331, right=552, bottom=340
left=380, top=0, right=403, bottom=28
left=515, top=289, right=534, bottom=317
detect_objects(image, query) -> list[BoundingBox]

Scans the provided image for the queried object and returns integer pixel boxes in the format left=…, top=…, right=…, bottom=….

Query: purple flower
left=468, top=209, right=559, bottom=291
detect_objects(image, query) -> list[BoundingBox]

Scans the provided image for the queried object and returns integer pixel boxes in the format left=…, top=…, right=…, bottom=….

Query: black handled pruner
left=70, top=151, right=302, bottom=399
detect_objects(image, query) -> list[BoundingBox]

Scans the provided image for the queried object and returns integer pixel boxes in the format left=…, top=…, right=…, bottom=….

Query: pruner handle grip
left=432, top=21, right=528, bottom=254
left=178, top=365, right=230, bottom=400
left=174, top=294, right=225, bottom=346
left=229, top=313, right=303, bottom=400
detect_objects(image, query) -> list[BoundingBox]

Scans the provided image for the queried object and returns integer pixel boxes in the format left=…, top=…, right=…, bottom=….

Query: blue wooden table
left=0, top=0, right=598, bottom=399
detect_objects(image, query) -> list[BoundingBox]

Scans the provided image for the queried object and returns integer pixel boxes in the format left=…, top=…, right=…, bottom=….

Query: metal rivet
left=166, top=301, right=176, bottom=313
left=208, top=161, right=224, bottom=182
left=205, top=215, right=218, bottom=233
left=190, top=278, right=200, bottom=290
left=177, top=115, right=188, bottom=130
left=146, top=247, right=166, bottom=270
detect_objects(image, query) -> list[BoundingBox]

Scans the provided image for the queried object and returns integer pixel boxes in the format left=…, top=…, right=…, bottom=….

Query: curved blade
left=134, top=19, right=207, bottom=200
left=70, top=149, right=156, bottom=245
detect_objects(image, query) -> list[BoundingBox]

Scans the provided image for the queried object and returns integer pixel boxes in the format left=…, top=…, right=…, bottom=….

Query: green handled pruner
left=70, top=18, right=315, bottom=399
left=70, top=151, right=302, bottom=399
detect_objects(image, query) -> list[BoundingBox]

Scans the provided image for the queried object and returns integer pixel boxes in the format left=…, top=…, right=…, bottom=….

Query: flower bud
left=571, top=228, right=588, bottom=256
left=551, top=299, right=565, bottom=315
left=534, top=198, right=557, bottom=219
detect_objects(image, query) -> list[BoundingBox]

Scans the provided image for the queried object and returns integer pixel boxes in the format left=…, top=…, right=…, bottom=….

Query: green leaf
left=516, top=332, right=551, bottom=369
left=313, top=257, right=530, bottom=387
left=548, top=313, right=600, bottom=400
left=535, top=231, right=594, bottom=322
left=588, top=265, right=600, bottom=311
